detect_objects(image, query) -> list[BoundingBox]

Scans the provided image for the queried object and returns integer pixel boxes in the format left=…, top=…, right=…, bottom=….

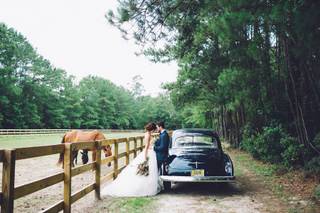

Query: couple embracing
left=101, top=121, right=170, bottom=197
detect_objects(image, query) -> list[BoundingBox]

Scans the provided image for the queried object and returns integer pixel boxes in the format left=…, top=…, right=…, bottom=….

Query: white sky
left=0, top=0, right=178, bottom=96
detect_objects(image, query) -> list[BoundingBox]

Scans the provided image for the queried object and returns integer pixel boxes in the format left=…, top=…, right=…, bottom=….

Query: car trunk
left=168, top=148, right=226, bottom=176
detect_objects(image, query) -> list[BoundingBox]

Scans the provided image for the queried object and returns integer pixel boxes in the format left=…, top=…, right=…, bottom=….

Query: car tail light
left=225, top=162, right=232, bottom=175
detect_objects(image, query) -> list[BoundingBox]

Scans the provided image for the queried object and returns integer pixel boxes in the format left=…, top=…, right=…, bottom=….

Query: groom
left=153, top=121, right=170, bottom=173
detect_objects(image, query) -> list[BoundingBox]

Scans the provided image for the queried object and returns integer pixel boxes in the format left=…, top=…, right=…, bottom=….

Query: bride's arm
left=144, top=133, right=151, bottom=160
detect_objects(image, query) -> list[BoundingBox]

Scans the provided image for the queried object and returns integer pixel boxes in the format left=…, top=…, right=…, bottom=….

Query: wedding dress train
left=101, top=149, right=161, bottom=197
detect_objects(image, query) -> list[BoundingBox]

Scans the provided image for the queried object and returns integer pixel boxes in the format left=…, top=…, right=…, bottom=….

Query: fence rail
left=0, top=133, right=156, bottom=212
left=0, top=129, right=143, bottom=136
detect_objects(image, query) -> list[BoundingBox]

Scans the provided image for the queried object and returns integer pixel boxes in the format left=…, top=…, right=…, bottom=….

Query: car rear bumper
left=160, top=175, right=235, bottom=183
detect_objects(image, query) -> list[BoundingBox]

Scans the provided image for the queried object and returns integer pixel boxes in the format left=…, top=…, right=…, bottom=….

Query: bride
left=101, top=122, right=161, bottom=197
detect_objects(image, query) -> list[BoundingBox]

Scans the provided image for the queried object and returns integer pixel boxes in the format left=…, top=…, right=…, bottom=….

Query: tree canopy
left=0, top=23, right=180, bottom=130
left=107, top=0, right=320, bottom=167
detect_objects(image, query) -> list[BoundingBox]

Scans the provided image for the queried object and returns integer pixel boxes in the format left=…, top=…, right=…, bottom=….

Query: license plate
left=191, top=169, right=204, bottom=176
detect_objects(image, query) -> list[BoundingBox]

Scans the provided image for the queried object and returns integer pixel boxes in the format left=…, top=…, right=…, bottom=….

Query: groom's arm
left=154, top=134, right=169, bottom=152
left=153, top=136, right=160, bottom=151
left=153, top=135, right=161, bottom=151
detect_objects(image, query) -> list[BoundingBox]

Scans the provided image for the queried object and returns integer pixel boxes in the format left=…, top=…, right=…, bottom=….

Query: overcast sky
left=0, top=0, right=178, bottom=96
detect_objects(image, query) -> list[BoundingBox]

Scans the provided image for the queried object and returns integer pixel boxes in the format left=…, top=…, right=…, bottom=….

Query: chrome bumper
left=160, top=175, right=235, bottom=183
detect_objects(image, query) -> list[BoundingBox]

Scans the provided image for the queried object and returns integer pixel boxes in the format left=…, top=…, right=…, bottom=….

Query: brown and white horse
left=57, top=130, right=112, bottom=167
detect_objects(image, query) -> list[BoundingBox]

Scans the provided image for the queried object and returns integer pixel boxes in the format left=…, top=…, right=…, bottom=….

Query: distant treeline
left=108, top=0, right=320, bottom=170
left=0, top=23, right=181, bottom=130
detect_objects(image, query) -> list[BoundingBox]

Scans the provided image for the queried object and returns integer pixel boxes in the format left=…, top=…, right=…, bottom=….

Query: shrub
left=312, top=132, right=320, bottom=152
left=255, top=125, right=286, bottom=163
left=242, top=135, right=259, bottom=158
left=314, top=184, right=320, bottom=200
left=241, top=123, right=301, bottom=167
left=304, top=156, right=320, bottom=176
left=240, top=124, right=259, bottom=158
left=280, top=136, right=301, bottom=168
left=303, top=133, right=320, bottom=175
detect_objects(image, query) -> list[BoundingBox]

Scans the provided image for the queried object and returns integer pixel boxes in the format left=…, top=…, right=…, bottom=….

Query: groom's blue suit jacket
left=154, top=130, right=170, bottom=162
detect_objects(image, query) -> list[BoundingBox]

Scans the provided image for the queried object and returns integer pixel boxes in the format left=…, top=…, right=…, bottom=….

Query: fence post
left=95, top=141, right=101, bottom=200
left=125, top=139, right=129, bottom=166
left=1, top=149, right=16, bottom=213
left=133, top=138, right=137, bottom=158
left=113, top=142, right=118, bottom=179
left=63, top=143, right=72, bottom=213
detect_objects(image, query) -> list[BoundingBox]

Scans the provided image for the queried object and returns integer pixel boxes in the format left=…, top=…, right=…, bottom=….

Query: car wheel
left=163, top=181, right=171, bottom=191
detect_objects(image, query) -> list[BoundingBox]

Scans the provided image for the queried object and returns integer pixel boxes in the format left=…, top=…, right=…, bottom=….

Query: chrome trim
left=171, top=146, right=217, bottom=149
left=160, top=175, right=236, bottom=183
left=189, top=161, right=205, bottom=169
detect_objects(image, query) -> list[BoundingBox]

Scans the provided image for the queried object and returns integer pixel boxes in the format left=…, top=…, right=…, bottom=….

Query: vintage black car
left=160, top=128, right=235, bottom=190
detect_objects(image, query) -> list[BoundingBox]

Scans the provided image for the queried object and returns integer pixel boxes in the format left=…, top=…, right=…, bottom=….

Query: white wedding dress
left=101, top=144, right=161, bottom=197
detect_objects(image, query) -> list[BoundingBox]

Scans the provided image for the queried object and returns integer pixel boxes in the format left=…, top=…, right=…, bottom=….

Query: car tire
left=163, top=181, right=171, bottom=191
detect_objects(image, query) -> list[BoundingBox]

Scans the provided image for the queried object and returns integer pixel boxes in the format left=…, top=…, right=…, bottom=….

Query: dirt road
left=81, top=149, right=317, bottom=213
left=151, top=164, right=289, bottom=213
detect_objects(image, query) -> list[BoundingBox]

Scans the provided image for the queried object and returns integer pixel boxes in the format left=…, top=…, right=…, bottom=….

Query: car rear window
left=173, top=135, right=218, bottom=148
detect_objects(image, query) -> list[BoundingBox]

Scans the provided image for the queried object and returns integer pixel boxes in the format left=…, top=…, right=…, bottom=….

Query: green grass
left=314, top=184, right=320, bottom=200
left=0, top=132, right=144, bottom=149
left=121, top=197, right=154, bottom=212
left=234, top=158, right=244, bottom=177
left=232, top=150, right=287, bottom=198
left=0, top=134, right=61, bottom=149
left=234, top=152, right=277, bottom=177
left=288, top=208, right=302, bottom=213
left=96, top=197, right=155, bottom=213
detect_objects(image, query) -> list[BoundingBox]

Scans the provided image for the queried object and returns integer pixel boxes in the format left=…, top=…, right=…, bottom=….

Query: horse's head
left=94, top=131, right=112, bottom=166
left=81, top=150, right=89, bottom=164
left=103, top=145, right=112, bottom=167
left=102, top=145, right=112, bottom=157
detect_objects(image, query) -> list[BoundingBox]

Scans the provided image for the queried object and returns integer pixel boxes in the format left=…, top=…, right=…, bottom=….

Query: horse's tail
left=57, top=134, right=66, bottom=166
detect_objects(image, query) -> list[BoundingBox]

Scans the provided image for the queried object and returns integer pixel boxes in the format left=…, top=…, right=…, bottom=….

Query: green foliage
left=240, top=125, right=259, bottom=158
left=280, top=136, right=302, bottom=168
left=108, top=0, right=320, bottom=169
left=134, top=94, right=181, bottom=129
left=0, top=23, right=182, bottom=129
left=304, top=157, right=320, bottom=176
left=312, top=132, right=320, bottom=150
left=314, top=185, right=320, bottom=200
left=241, top=124, right=301, bottom=167
left=245, top=125, right=283, bottom=163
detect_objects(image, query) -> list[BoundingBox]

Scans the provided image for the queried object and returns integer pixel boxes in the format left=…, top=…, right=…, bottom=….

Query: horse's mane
left=94, top=131, right=105, bottom=141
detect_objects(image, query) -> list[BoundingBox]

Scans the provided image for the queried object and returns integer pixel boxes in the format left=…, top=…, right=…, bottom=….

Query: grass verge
left=227, top=147, right=320, bottom=213
left=231, top=149, right=285, bottom=197
left=93, top=197, right=155, bottom=213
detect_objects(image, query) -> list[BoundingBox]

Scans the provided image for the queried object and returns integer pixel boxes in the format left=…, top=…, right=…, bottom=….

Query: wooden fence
left=0, top=134, right=154, bottom=213
left=0, top=129, right=143, bottom=136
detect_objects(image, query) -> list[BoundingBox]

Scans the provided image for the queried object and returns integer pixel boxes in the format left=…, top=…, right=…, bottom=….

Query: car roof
left=172, top=128, right=218, bottom=137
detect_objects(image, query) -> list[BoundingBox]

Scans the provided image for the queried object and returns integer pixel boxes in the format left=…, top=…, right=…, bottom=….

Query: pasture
left=0, top=132, right=144, bottom=149
left=0, top=132, right=144, bottom=212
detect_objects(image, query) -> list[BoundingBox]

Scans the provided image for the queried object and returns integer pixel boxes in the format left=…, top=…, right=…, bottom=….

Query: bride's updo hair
left=144, top=122, right=156, bottom=132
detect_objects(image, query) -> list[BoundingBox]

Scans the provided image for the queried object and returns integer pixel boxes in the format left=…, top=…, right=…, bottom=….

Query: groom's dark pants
left=157, top=159, right=165, bottom=174
left=157, top=159, right=166, bottom=174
